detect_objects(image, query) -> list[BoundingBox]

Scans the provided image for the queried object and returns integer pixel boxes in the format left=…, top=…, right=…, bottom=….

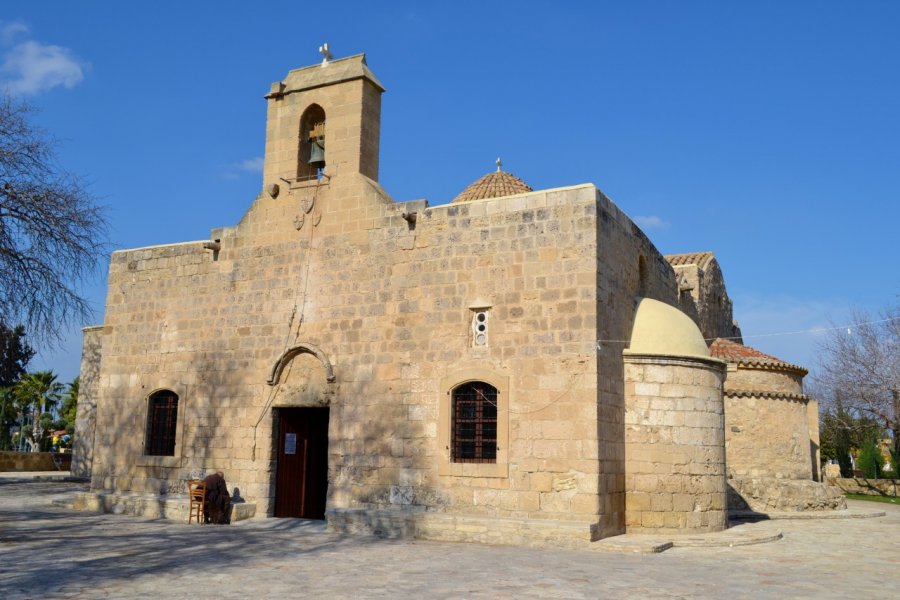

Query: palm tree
left=14, top=371, right=63, bottom=452
left=60, top=376, right=79, bottom=432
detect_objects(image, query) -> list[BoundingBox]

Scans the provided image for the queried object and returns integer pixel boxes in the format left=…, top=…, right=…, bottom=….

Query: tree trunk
left=31, top=402, right=42, bottom=452
left=835, top=392, right=854, bottom=477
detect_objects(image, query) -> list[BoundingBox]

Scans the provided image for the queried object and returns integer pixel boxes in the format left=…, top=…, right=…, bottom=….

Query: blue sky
left=3, top=1, right=898, bottom=381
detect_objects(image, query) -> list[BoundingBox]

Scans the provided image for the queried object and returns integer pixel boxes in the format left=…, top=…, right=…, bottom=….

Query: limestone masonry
left=72, top=52, right=841, bottom=546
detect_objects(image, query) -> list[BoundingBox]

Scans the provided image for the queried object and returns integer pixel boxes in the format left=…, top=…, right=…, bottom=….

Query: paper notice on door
left=285, top=433, right=297, bottom=455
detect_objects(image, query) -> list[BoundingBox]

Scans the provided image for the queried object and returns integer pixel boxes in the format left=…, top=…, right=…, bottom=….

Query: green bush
left=857, top=438, right=885, bottom=479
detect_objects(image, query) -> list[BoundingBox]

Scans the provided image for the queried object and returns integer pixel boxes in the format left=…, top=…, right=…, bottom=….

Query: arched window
left=451, top=382, right=498, bottom=463
left=145, top=390, right=178, bottom=456
left=298, top=104, right=326, bottom=181
left=638, top=254, right=648, bottom=297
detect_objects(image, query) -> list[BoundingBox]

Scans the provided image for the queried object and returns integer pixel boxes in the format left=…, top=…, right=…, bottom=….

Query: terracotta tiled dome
left=451, top=169, right=533, bottom=203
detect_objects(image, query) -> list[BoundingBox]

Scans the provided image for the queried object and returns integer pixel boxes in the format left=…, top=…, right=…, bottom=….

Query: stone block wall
left=71, top=326, right=103, bottom=478
left=725, top=365, right=804, bottom=395
left=827, top=477, right=899, bottom=497
left=724, top=394, right=812, bottom=480
left=623, top=355, right=727, bottom=534
left=808, top=397, right=821, bottom=481
left=89, top=234, right=261, bottom=498
left=594, top=192, right=679, bottom=537
left=692, top=258, right=739, bottom=343
left=728, top=477, right=846, bottom=512
left=671, top=258, right=741, bottom=343
left=87, top=176, right=617, bottom=528
left=0, top=451, right=69, bottom=472
left=316, top=184, right=603, bottom=524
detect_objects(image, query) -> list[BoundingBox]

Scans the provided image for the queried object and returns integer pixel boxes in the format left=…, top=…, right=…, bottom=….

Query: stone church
left=72, top=52, right=841, bottom=547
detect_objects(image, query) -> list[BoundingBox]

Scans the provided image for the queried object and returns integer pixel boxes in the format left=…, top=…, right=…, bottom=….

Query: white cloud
left=235, top=157, right=264, bottom=172
left=0, top=30, right=87, bottom=95
left=0, top=20, right=29, bottom=45
left=222, top=156, right=264, bottom=180
left=633, top=215, right=670, bottom=230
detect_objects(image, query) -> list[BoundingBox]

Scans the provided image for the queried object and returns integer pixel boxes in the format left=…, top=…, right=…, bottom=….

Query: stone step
left=71, top=490, right=256, bottom=523
left=327, top=507, right=600, bottom=550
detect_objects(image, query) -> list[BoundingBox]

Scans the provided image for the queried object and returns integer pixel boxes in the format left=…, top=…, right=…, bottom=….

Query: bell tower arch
left=297, top=104, right=326, bottom=181
left=263, top=52, right=384, bottom=187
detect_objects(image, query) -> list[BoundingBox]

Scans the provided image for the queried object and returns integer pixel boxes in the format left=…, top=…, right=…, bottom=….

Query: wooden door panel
left=275, top=408, right=329, bottom=519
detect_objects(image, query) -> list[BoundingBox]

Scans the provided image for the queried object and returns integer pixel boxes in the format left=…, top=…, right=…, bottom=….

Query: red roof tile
left=451, top=169, right=532, bottom=203
left=709, top=338, right=808, bottom=374
left=665, top=252, right=715, bottom=270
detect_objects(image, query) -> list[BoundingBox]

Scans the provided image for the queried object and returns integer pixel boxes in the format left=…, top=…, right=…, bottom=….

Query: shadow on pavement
left=0, top=480, right=382, bottom=596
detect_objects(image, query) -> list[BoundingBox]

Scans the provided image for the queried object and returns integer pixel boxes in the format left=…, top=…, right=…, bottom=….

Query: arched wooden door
left=274, top=407, right=329, bottom=518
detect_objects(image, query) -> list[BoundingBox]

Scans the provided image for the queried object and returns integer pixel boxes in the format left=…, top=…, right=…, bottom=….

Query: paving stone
left=1, top=479, right=898, bottom=599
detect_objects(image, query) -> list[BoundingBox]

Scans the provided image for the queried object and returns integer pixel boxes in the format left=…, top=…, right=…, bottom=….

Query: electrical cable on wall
left=251, top=177, right=322, bottom=460
left=478, top=365, right=591, bottom=416
left=595, top=315, right=900, bottom=347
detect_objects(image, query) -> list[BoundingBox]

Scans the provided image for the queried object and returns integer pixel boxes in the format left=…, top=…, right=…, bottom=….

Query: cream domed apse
left=626, top=297, right=711, bottom=359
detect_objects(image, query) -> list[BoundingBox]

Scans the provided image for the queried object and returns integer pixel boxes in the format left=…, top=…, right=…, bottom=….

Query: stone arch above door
left=267, top=343, right=336, bottom=386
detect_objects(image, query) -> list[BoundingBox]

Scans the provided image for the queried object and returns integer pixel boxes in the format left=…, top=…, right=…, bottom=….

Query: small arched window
left=638, top=255, right=648, bottom=297
left=145, top=390, right=178, bottom=456
left=451, top=382, right=498, bottom=463
left=298, top=104, right=326, bottom=181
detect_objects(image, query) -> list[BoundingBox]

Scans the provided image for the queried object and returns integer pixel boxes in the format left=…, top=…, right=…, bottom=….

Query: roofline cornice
left=729, top=359, right=808, bottom=376
left=724, top=389, right=809, bottom=403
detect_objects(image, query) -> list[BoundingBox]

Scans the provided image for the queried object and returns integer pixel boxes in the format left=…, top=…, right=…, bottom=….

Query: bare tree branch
left=0, top=95, right=109, bottom=345
left=813, top=306, right=900, bottom=462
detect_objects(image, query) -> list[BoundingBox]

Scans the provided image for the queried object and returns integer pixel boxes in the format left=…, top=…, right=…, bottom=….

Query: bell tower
left=262, top=49, right=384, bottom=187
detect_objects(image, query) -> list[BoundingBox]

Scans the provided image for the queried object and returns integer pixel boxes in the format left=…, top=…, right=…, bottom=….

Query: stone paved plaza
left=1, top=478, right=897, bottom=599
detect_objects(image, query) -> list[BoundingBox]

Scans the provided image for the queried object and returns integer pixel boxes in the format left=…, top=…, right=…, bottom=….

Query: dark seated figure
left=203, top=471, right=232, bottom=524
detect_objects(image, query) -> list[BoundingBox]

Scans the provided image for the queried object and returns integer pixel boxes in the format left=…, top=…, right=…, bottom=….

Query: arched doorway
left=269, top=343, right=334, bottom=519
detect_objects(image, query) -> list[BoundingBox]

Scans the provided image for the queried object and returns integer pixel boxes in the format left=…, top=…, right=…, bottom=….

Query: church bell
left=308, top=137, right=325, bottom=166
left=308, top=120, right=326, bottom=168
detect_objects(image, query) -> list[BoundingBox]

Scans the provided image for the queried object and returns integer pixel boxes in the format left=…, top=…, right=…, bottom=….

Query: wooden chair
left=187, top=480, right=207, bottom=524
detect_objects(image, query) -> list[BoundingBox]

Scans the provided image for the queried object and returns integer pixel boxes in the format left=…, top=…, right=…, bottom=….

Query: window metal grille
left=145, top=391, right=178, bottom=456
left=452, top=382, right=498, bottom=463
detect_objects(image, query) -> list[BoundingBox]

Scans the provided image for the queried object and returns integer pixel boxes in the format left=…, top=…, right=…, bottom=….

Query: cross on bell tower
left=319, top=43, right=332, bottom=65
